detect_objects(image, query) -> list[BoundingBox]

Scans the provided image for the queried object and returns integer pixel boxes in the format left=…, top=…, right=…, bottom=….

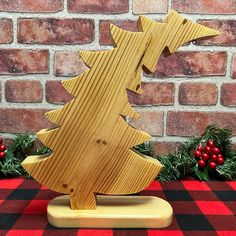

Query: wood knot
left=183, top=19, right=188, bottom=25
left=70, top=188, right=74, bottom=193
left=97, top=139, right=107, bottom=145
left=136, top=84, right=141, bottom=91
left=62, top=184, right=68, bottom=188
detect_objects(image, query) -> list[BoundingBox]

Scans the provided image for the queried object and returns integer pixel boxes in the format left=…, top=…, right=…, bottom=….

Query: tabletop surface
left=0, top=177, right=235, bottom=236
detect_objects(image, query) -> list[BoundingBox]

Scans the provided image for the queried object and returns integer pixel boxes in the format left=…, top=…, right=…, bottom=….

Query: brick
left=68, top=0, right=129, bottom=14
left=0, top=138, right=13, bottom=147
left=133, top=0, right=167, bottom=14
left=18, top=18, right=94, bottom=45
left=179, top=83, right=217, bottom=105
left=128, top=82, right=174, bottom=105
left=100, top=20, right=136, bottom=45
left=0, top=109, right=53, bottom=133
left=129, top=111, right=163, bottom=136
left=150, top=51, right=227, bottom=78
left=195, top=20, right=236, bottom=46
left=221, top=83, right=236, bottom=107
left=152, top=142, right=182, bottom=156
left=5, top=80, right=42, bottom=103
left=0, top=0, right=63, bottom=12
left=233, top=143, right=236, bottom=150
left=46, top=80, right=73, bottom=104
left=167, top=111, right=236, bottom=137
left=232, top=54, right=236, bottom=78
left=173, top=0, right=236, bottom=14
left=54, top=51, right=88, bottom=76
left=0, top=49, right=48, bottom=74
left=0, top=18, right=13, bottom=43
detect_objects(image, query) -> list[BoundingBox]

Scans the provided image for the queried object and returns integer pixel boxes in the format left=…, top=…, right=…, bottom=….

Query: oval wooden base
left=47, top=195, right=173, bottom=228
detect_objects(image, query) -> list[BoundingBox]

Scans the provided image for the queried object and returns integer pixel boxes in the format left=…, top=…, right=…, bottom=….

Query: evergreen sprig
left=216, top=157, right=236, bottom=180
left=12, top=134, right=34, bottom=160
left=134, top=142, right=153, bottom=157
left=0, top=150, right=22, bottom=176
left=135, top=125, right=236, bottom=181
left=0, top=134, right=51, bottom=178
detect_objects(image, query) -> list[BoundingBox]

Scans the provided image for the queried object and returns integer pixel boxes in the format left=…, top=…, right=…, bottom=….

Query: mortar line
left=0, top=2, right=235, bottom=142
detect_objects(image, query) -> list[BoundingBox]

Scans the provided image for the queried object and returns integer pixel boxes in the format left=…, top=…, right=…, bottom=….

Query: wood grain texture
left=22, top=10, right=219, bottom=210
left=47, top=195, right=173, bottom=228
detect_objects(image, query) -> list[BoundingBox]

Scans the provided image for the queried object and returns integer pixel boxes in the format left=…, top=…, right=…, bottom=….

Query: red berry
left=211, top=154, right=217, bottom=162
left=0, top=138, right=2, bottom=144
left=194, top=150, right=202, bottom=159
left=217, top=153, right=223, bottom=159
left=202, top=153, right=209, bottom=161
left=209, top=161, right=217, bottom=170
left=217, top=157, right=224, bottom=165
left=207, top=140, right=214, bottom=148
left=0, top=152, right=5, bottom=159
left=204, top=146, right=211, bottom=154
left=0, top=145, right=6, bottom=152
left=213, top=147, right=220, bottom=154
left=197, top=146, right=203, bottom=152
left=198, top=160, right=206, bottom=168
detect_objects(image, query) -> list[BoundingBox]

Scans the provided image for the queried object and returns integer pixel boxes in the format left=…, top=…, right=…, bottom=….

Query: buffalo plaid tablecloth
left=0, top=177, right=235, bottom=236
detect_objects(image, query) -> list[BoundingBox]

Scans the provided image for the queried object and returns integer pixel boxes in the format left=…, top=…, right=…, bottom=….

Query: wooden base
left=47, top=195, right=173, bottom=228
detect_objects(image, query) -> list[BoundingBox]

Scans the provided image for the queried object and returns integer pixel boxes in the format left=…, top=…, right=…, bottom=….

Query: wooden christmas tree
left=22, top=10, right=219, bottom=213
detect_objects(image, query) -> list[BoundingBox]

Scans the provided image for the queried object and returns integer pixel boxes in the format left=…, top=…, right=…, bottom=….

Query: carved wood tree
left=22, top=10, right=219, bottom=210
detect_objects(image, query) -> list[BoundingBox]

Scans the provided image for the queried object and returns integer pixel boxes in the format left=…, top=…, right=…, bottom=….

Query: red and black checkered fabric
left=0, top=177, right=235, bottom=236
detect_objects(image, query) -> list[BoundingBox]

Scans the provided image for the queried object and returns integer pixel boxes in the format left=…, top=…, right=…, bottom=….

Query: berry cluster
left=193, top=140, right=224, bottom=170
left=0, top=138, right=6, bottom=159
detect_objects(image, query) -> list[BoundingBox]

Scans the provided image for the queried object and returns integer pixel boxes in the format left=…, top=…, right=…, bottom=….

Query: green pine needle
left=0, top=134, right=51, bottom=178
left=216, top=156, right=236, bottom=180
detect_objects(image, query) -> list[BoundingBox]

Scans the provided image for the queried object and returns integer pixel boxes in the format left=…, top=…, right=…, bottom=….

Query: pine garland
left=1, top=125, right=236, bottom=181
left=135, top=125, right=236, bottom=181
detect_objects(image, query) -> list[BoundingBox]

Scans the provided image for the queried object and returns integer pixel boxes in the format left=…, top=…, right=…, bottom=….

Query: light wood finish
left=22, top=10, right=219, bottom=210
left=47, top=195, right=173, bottom=228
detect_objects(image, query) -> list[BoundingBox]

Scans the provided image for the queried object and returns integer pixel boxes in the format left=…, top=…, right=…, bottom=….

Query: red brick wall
left=0, top=0, right=235, bottom=155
